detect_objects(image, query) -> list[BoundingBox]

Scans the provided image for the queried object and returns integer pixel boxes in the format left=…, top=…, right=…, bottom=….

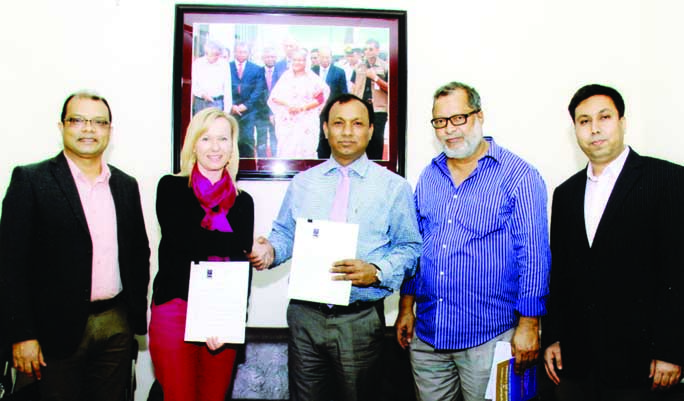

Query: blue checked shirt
left=270, top=155, right=421, bottom=303
left=401, top=138, right=550, bottom=350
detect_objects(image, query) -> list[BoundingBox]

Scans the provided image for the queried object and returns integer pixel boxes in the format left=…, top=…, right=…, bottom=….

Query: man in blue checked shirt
left=396, top=81, right=551, bottom=401
left=248, top=93, right=421, bottom=401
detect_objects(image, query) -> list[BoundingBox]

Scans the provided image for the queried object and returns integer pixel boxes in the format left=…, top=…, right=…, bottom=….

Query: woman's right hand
left=247, top=236, right=274, bottom=270
left=206, top=336, right=225, bottom=351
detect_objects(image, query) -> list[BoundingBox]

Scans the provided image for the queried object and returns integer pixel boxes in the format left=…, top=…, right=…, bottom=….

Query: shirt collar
left=64, top=152, right=111, bottom=184
left=586, top=146, right=629, bottom=182
left=323, top=154, right=371, bottom=178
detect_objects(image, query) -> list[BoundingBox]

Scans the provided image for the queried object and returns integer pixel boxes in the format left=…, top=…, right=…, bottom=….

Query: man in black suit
left=230, top=41, right=266, bottom=158
left=254, top=46, right=279, bottom=158
left=542, top=84, right=684, bottom=401
left=0, top=91, right=150, bottom=401
left=312, top=47, right=348, bottom=158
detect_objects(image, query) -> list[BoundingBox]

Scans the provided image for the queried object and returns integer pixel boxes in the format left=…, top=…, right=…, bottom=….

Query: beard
left=440, top=127, right=483, bottom=159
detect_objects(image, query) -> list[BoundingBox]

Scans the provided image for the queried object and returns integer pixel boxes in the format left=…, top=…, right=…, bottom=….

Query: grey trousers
left=409, top=328, right=515, bottom=401
left=286, top=301, right=385, bottom=401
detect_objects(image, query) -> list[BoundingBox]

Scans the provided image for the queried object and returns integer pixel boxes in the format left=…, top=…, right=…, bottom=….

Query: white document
left=288, top=218, right=359, bottom=306
left=184, top=261, right=249, bottom=344
left=485, top=341, right=513, bottom=399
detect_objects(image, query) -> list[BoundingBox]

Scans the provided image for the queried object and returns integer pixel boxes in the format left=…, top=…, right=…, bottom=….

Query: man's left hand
left=331, top=259, right=378, bottom=287
left=650, top=359, right=682, bottom=390
left=511, top=316, right=540, bottom=375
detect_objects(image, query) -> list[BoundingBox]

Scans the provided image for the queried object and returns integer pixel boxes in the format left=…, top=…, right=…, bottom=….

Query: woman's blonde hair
left=179, top=108, right=240, bottom=183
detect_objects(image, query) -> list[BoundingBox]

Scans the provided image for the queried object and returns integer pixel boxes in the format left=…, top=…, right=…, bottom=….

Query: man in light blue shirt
left=249, top=93, right=421, bottom=401
left=396, top=82, right=550, bottom=401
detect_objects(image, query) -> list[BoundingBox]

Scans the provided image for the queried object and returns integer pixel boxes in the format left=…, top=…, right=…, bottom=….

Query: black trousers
left=38, top=304, right=134, bottom=401
left=551, top=375, right=684, bottom=401
left=366, top=112, right=387, bottom=160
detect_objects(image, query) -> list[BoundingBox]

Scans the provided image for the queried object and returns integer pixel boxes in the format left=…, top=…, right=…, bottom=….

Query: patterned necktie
left=329, top=167, right=350, bottom=222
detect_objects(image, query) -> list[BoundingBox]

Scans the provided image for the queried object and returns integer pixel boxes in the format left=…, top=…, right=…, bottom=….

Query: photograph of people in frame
left=174, top=7, right=406, bottom=179
left=188, top=22, right=390, bottom=161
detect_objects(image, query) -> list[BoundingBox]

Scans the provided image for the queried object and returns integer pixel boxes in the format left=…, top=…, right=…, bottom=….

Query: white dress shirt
left=584, top=146, right=630, bottom=246
left=191, top=56, right=232, bottom=110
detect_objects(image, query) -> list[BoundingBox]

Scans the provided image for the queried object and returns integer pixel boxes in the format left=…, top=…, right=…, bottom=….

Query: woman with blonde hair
left=149, top=108, right=254, bottom=401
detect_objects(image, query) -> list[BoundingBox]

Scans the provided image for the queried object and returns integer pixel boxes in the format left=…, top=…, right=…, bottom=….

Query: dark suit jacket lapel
left=567, top=170, right=591, bottom=249
left=593, top=149, right=642, bottom=244
left=244, top=62, right=256, bottom=79
left=50, top=153, right=89, bottom=232
left=108, top=167, right=126, bottom=228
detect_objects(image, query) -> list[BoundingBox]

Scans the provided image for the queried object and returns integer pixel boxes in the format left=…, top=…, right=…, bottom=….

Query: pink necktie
left=266, top=68, right=273, bottom=91
left=237, top=63, right=244, bottom=94
left=329, top=167, right=350, bottom=222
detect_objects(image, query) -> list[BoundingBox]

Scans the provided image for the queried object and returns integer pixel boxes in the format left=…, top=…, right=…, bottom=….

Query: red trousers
left=149, top=298, right=237, bottom=401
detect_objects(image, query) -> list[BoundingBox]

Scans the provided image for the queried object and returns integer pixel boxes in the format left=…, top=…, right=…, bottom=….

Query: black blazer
left=0, top=153, right=150, bottom=358
left=543, top=149, right=684, bottom=385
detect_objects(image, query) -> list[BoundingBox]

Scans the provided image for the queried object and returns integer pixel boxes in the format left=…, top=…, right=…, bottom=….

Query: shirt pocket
left=454, top=190, right=513, bottom=238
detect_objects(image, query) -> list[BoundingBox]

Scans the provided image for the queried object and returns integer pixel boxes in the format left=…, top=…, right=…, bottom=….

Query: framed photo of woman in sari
left=172, top=5, right=407, bottom=179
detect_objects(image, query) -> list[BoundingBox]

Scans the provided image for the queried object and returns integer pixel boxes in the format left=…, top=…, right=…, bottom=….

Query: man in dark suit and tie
left=0, top=91, right=150, bottom=401
left=542, top=84, right=684, bottom=400
left=312, top=47, right=348, bottom=158
left=230, top=41, right=266, bottom=158
left=255, top=46, right=279, bottom=158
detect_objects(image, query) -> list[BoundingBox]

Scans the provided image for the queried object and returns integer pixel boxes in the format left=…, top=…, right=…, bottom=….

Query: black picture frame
left=172, top=5, right=407, bottom=179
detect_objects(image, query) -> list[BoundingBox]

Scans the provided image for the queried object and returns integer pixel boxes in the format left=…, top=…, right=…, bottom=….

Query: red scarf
left=191, top=165, right=236, bottom=232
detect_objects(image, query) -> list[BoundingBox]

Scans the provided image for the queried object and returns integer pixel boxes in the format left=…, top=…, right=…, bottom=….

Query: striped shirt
left=401, top=137, right=550, bottom=350
left=270, top=154, right=422, bottom=302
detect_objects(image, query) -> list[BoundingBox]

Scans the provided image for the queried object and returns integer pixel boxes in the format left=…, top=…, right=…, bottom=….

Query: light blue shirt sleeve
left=267, top=156, right=421, bottom=302
left=364, top=178, right=421, bottom=293
left=269, top=180, right=297, bottom=266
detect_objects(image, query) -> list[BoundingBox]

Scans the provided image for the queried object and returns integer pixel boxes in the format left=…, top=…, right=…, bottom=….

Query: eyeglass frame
left=430, top=109, right=481, bottom=129
left=64, top=116, right=111, bottom=129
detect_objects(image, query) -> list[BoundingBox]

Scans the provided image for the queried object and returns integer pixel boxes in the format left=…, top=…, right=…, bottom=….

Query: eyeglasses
left=430, top=109, right=480, bottom=129
left=64, top=116, right=111, bottom=129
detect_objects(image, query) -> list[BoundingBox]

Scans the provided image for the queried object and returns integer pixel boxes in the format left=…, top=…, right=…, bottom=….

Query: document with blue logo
left=185, top=261, right=250, bottom=344
left=288, top=218, right=359, bottom=305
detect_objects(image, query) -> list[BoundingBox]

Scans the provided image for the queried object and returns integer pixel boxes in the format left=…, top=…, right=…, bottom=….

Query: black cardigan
left=152, top=174, right=254, bottom=305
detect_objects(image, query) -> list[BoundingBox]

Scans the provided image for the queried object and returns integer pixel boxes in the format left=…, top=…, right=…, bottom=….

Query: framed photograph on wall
left=172, top=5, right=407, bottom=179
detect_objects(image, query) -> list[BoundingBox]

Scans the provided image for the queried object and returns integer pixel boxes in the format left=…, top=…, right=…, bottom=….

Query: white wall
left=2, top=0, right=683, bottom=399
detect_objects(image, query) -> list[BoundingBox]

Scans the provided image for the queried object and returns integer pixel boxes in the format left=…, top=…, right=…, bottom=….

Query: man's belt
left=290, top=299, right=380, bottom=316
left=89, top=294, right=121, bottom=314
